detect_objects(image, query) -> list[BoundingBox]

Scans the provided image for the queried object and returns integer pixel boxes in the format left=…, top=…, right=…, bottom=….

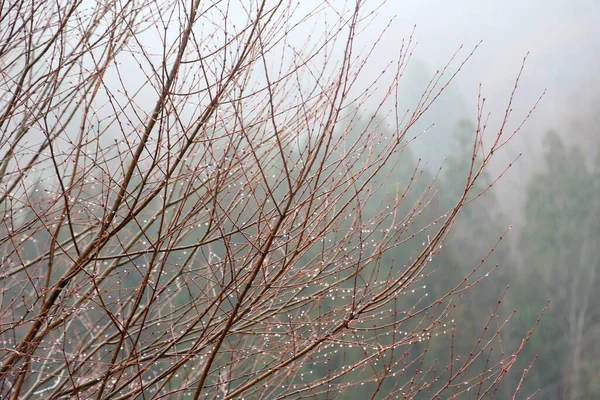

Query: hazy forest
left=0, top=0, right=597, bottom=399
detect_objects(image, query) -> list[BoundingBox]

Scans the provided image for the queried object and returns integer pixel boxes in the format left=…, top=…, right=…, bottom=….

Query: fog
left=353, top=0, right=600, bottom=214
left=350, top=2, right=600, bottom=397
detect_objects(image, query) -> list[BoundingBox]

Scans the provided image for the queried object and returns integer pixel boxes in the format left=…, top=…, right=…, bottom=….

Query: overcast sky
left=346, top=0, right=600, bottom=215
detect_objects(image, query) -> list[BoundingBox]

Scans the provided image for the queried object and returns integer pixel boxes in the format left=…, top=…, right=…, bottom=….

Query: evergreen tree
left=516, top=132, right=600, bottom=399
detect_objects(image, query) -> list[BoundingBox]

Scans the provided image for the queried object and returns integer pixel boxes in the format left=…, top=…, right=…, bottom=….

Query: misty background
left=356, top=0, right=600, bottom=210
left=345, top=0, right=600, bottom=398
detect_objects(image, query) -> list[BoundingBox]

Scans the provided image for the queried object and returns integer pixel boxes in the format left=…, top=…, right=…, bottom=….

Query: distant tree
left=0, top=0, right=543, bottom=398
left=395, top=59, right=470, bottom=166
left=518, top=131, right=600, bottom=399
